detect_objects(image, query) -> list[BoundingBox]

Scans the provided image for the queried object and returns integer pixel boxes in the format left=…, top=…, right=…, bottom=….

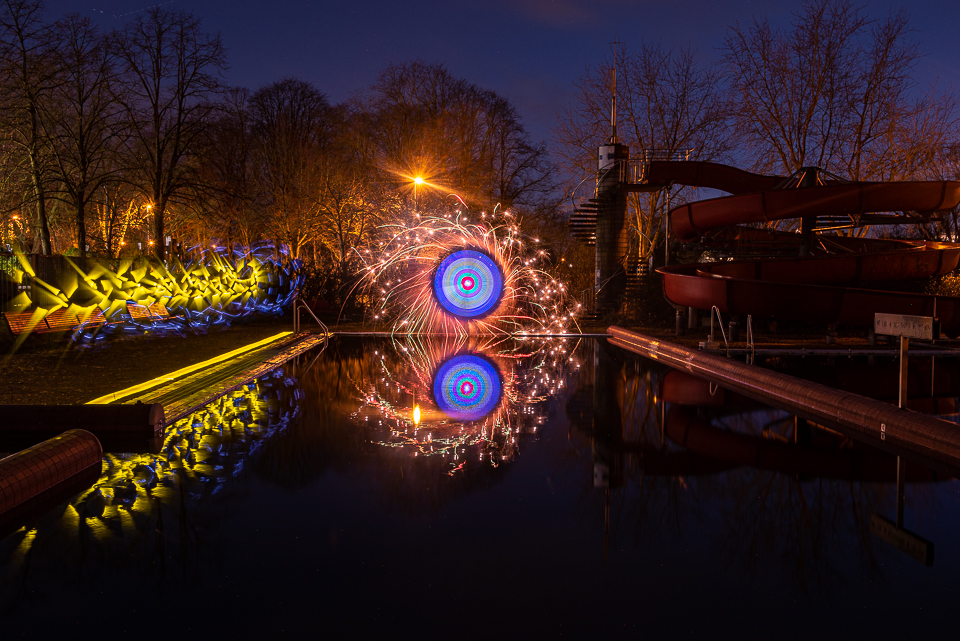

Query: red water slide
left=650, top=161, right=960, bottom=337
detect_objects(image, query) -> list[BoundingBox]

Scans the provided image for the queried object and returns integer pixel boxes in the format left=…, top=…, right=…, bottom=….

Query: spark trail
left=360, top=207, right=580, bottom=336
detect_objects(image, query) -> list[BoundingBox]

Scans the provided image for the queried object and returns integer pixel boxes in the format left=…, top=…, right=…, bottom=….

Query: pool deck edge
left=607, top=325, right=960, bottom=475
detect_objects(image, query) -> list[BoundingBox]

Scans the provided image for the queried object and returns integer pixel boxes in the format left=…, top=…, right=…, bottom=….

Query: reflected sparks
left=4, top=338, right=960, bottom=636
left=353, top=336, right=579, bottom=472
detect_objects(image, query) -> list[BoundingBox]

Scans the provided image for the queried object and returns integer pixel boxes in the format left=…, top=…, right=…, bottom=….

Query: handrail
left=580, top=286, right=596, bottom=314
left=710, top=305, right=730, bottom=358
left=293, top=299, right=329, bottom=337
left=746, top=314, right=756, bottom=365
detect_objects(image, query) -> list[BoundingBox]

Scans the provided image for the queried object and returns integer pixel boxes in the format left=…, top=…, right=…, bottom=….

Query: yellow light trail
left=86, top=332, right=293, bottom=404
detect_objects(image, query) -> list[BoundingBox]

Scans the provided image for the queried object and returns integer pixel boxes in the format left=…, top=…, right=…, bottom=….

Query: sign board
left=870, top=513, right=934, bottom=565
left=874, top=313, right=937, bottom=340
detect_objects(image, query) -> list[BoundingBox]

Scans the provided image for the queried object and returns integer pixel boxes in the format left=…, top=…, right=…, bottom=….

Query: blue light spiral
left=433, top=249, right=503, bottom=319
left=433, top=354, right=502, bottom=421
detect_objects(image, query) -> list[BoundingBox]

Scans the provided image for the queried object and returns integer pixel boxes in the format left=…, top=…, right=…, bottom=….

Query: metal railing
left=709, top=305, right=730, bottom=358
left=631, top=149, right=694, bottom=183
left=293, top=298, right=329, bottom=337
left=580, top=286, right=596, bottom=315
left=746, top=314, right=755, bottom=365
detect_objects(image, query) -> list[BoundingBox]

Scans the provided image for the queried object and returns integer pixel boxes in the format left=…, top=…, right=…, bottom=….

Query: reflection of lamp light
left=413, top=405, right=421, bottom=425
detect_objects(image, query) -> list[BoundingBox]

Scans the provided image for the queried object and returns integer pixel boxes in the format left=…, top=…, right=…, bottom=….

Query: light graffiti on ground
left=1, top=244, right=302, bottom=346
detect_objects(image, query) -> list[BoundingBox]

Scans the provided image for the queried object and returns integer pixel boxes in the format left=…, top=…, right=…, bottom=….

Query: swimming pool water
left=2, top=336, right=958, bottom=637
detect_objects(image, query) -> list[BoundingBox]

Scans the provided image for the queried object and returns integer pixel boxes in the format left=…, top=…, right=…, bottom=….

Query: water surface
left=2, top=336, right=959, bottom=637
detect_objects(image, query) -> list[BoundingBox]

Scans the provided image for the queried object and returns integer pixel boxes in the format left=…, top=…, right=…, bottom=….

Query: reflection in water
left=1, top=368, right=301, bottom=600
left=570, top=344, right=956, bottom=592
left=355, top=335, right=579, bottom=474
left=2, top=338, right=960, bottom=633
left=433, top=353, right=502, bottom=420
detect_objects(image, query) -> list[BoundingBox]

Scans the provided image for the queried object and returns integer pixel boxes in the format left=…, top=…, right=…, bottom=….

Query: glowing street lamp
left=413, top=176, right=425, bottom=211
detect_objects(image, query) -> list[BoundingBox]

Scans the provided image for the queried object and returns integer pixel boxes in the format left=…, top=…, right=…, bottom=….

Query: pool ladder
left=293, top=299, right=329, bottom=337
left=705, top=307, right=756, bottom=364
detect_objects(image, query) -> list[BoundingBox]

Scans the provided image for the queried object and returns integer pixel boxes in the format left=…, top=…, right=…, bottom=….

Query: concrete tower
left=594, top=66, right=630, bottom=312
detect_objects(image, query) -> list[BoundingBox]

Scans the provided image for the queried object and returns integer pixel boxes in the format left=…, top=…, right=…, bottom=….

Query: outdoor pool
left=2, top=336, right=959, bottom=637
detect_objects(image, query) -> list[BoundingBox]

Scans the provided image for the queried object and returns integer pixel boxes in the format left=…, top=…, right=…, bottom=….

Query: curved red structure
left=652, top=161, right=960, bottom=336
left=0, top=429, right=102, bottom=537
left=667, top=408, right=943, bottom=482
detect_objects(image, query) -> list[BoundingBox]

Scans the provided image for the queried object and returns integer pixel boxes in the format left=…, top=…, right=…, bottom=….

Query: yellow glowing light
left=414, top=176, right=424, bottom=186
left=86, top=332, right=293, bottom=404
left=413, top=405, right=421, bottom=425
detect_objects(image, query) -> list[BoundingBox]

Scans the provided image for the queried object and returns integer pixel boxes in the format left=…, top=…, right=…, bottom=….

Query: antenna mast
left=609, top=39, right=620, bottom=144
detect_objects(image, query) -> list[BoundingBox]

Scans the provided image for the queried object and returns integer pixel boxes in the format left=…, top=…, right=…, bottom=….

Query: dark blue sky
left=44, top=1, right=960, bottom=143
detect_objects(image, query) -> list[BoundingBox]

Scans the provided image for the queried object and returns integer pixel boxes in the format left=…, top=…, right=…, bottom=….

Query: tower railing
left=631, top=149, right=694, bottom=183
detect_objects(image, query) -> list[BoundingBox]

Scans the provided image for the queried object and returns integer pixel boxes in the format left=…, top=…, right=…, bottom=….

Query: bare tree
left=250, top=78, right=332, bottom=259
left=365, top=61, right=554, bottom=212
left=0, top=0, right=56, bottom=254
left=554, top=42, right=730, bottom=266
left=42, top=14, right=121, bottom=258
left=311, top=105, right=387, bottom=295
left=723, top=0, right=957, bottom=181
left=110, top=7, right=226, bottom=260
left=198, top=87, right=264, bottom=248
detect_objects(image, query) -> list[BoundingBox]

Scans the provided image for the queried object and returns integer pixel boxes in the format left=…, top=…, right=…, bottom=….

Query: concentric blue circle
left=433, top=249, right=503, bottom=319
left=433, top=354, right=502, bottom=421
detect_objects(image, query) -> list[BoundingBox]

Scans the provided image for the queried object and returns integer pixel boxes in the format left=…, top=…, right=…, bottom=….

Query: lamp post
left=413, top=176, right=424, bottom=211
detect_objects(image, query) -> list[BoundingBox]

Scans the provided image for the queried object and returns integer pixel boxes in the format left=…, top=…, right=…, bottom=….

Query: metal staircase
left=570, top=195, right=604, bottom=247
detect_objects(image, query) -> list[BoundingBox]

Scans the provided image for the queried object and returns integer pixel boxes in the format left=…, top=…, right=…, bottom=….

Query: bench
left=2, top=307, right=107, bottom=336
left=126, top=301, right=170, bottom=322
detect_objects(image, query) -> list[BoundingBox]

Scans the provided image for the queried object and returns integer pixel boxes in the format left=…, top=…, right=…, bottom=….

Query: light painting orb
left=433, top=354, right=502, bottom=421
left=433, top=249, right=503, bottom=319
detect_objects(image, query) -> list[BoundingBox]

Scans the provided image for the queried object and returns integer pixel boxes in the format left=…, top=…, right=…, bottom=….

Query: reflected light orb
left=433, top=354, right=502, bottom=421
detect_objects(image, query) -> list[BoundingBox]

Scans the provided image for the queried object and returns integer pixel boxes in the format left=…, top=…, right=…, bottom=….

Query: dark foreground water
left=2, top=336, right=960, bottom=638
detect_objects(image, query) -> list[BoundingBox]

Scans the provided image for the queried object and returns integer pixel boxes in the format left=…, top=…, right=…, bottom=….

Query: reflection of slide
left=662, top=368, right=959, bottom=416
left=667, top=407, right=943, bottom=482
left=652, top=161, right=960, bottom=337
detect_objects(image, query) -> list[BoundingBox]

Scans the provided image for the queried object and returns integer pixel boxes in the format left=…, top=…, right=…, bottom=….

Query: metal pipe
left=664, top=189, right=671, bottom=266
left=0, top=430, right=102, bottom=538
left=899, top=336, right=909, bottom=409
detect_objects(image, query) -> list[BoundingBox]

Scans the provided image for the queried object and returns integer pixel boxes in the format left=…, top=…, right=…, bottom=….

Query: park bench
left=126, top=301, right=171, bottom=322
left=1, top=307, right=107, bottom=336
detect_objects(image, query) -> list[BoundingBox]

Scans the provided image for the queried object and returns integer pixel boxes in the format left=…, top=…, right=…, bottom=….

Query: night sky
left=42, top=0, right=960, bottom=144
